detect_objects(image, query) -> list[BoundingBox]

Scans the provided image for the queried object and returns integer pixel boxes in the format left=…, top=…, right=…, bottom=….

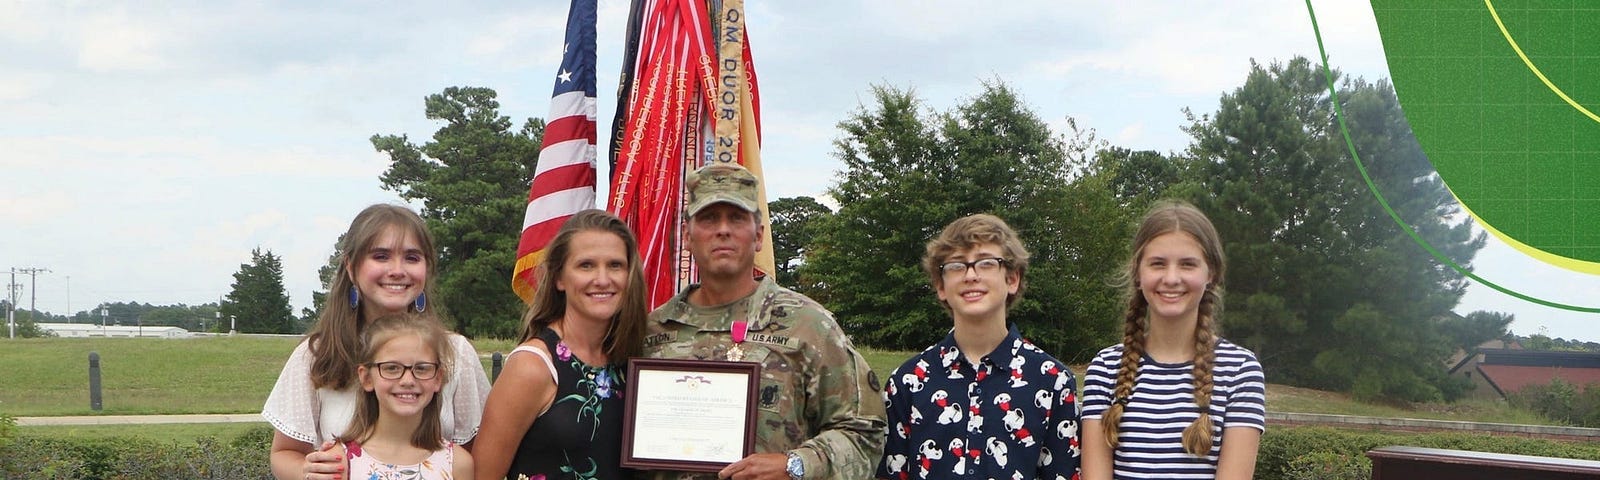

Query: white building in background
left=37, top=323, right=191, bottom=338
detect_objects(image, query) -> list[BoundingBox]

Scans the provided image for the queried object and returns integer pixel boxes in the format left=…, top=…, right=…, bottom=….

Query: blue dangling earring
left=414, top=293, right=427, bottom=312
left=348, top=285, right=360, bottom=310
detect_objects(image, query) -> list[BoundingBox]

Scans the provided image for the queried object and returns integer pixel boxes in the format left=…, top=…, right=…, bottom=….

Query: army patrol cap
left=686, top=162, right=760, bottom=216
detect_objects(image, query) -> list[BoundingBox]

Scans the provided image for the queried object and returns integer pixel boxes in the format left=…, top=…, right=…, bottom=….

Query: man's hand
left=717, top=452, right=790, bottom=480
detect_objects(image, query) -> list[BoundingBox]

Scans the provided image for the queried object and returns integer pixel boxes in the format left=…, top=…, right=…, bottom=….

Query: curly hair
left=920, top=213, right=1030, bottom=310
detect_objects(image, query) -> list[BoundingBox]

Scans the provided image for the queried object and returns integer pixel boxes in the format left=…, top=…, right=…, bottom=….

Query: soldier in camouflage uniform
left=641, top=162, right=887, bottom=480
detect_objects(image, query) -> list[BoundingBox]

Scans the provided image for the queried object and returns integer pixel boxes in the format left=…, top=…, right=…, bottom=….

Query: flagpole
left=607, top=0, right=647, bottom=196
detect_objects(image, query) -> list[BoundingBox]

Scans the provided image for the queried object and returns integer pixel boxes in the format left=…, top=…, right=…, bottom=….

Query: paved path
left=15, top=413, right=265, bottom=426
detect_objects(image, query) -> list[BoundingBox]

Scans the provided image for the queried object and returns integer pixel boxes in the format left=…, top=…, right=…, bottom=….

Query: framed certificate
left=621, top=358, right=761, bottom=472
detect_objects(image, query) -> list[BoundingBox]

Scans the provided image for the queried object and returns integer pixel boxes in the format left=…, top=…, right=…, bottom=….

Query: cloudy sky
left=3, top=1, right=1596, bottom=340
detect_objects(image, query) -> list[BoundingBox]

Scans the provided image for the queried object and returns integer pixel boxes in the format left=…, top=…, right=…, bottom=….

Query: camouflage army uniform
left=641, top=276, right=887, bottom=480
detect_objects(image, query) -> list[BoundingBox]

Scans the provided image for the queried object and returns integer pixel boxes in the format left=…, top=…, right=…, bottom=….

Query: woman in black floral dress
left=473, top=210, right=649, bottom=480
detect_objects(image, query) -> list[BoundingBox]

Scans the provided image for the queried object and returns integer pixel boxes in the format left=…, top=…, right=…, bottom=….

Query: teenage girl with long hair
left=1081, top=200, right=1266, bottom=480
left=265, top=204, right=492, bottom=480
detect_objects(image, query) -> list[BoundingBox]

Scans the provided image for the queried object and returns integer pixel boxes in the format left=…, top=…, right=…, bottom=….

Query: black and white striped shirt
left=1081, top=339, right=1266, bottom=479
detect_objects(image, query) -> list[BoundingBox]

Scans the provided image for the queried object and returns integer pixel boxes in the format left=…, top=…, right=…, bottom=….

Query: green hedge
left=1260, top=426, right=1600, bottom=480
left=0, top=425, right=272, bottom=480
left=1510, top=378, right=1600, bottom=427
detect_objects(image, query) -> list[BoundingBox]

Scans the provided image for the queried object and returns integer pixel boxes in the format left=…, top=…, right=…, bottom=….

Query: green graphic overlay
left=1370, top=0, right=1600, bottom=270
left=1305, top=1, right=1600, bottom=312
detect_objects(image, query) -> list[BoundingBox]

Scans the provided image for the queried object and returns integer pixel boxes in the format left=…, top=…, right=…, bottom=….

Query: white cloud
left=466, top=9, right=565, bottom=65
left=3, top=135, right=379, bottom=179
left=76, top=10, right=172, bottom=72
left=0, top=190, right=76, bottom=227
left=1112, top=122, right=1146, bottom=147
left=0, top=73, right=50, bottom=102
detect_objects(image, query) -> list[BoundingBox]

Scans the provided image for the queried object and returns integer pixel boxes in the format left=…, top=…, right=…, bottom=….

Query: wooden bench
left=1368, top=445, right=1600, bottom=480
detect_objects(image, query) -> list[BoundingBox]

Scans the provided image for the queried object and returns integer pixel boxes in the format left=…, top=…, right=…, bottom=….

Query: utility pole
left=6, top=269, right=17, bottom=339
left=17, top=267, right=49, bottom=324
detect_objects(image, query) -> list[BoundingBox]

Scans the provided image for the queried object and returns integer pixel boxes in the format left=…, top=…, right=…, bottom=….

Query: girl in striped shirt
left=1081, top=201, right=1266, bottom=480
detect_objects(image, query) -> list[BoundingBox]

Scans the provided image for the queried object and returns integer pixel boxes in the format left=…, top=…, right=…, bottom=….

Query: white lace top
left=261, top=333, right=492, bottom=445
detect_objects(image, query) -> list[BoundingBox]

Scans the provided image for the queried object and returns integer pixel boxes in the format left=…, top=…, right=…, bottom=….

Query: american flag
left=512, top=0, right=598, bottom=303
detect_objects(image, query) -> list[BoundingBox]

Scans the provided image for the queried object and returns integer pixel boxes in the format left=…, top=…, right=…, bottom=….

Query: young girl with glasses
left=333, top=311, right=474, bottom=480
left=1080, top=200, right=1266, bottom=480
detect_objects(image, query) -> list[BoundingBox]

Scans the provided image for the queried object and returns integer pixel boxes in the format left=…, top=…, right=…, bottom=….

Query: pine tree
left=371, top=86, right=541, bottom=339
left=221, top=248, right=295, bottom=334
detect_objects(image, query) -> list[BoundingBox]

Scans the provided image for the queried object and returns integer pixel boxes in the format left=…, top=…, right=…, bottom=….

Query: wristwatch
left=785, top=451, right=805, bottom=479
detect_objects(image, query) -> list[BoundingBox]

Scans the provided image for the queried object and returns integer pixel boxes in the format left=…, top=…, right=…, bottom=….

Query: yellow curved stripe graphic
left=1448, top=187, right=1600, bottom=274
left=1485, top=0, right=1600, bottom=124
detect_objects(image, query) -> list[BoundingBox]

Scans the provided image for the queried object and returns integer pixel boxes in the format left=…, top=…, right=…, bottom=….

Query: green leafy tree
left=372, top=86, right=542, bottom=339
left=1, top=300, right=53, bottom=338
left=300, top=237, right=343, bottom=328
left=220, top=248, right=296, bottom=334
left=61, top=302, right=218, bottom=332
left=1438, top=310, right=1514, bottom=353
left=139, top=306, right=198, bottom=330
left=1514, top=329, right=1600, bottom=352
left=1091, top=147, right=1184, bottom=208
left=1181, top=57, right=1485, bottom=401
left=806, top=82, right=1127, bottom=361
left=768, top=196, right=832, bottom=294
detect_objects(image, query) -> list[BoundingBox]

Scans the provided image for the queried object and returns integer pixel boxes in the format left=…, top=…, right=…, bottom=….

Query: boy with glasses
left=876, top=214, right=1082, bottom=480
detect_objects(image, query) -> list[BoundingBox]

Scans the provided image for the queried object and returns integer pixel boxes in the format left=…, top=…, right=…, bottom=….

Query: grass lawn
left=1266, top=383, right=1558, bottom=426
left=859, top=346, right=914, bottom=379
left=0, top=336, right=301, bottom=416
left=0, top=336, right=506, bottom=417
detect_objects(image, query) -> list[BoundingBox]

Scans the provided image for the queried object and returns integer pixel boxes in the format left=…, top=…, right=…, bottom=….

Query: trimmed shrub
left=231, top=425, right=275, bottom=451
left=0, top=429, right=271, bottom=480
left=105, top=436, right=270, bottom=479
left=1285, top=451, right=1371, bottom=480
left=0, top=414, right=13, bottom=449
left=1257, top=426, right=1600, bottom=480
left=0, top=437, right=90, bottom=480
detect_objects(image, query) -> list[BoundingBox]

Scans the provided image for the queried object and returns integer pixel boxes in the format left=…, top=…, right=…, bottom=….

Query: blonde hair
left=308, top=204, right=440, bottom=390
left=1102, top=200, right=1226, bottom=457
left=337, top=311, right=454, bottom=451
left=921, top=213, right=1030, bottom=310
left=518, top=209, right=647, bottom=363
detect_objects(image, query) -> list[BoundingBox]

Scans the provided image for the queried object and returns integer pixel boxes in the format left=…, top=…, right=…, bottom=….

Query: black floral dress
left=506, top=327, right=628, bottom=480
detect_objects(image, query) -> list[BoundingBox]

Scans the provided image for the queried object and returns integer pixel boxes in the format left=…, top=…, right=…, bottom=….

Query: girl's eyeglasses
left=369, top=361, right=441, bottom=380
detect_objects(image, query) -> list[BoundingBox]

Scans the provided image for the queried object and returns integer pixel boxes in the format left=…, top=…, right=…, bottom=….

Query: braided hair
left=1102, top=200, right=1226, bottom=457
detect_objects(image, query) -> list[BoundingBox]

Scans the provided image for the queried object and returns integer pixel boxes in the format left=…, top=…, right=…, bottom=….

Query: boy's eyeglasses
left=369, top=361, right=441, bottom=380
left=940, top=257, right=1009, bottom=277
